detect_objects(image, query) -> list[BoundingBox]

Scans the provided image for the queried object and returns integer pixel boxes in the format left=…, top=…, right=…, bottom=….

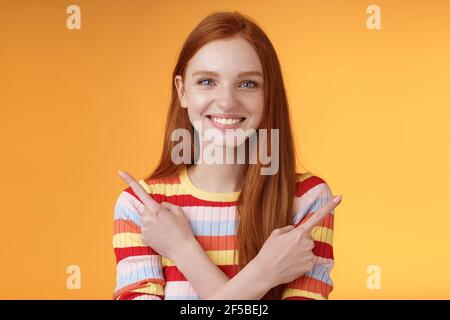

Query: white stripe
left=314, top=256, right=334, bottom=266
left=182, top=205, right=237, bottom=222
left=293, top=183, right=333, bottom=224
left=132, top=294, right=162, bottom=300
left=116, top=255, right=162, bottom=277
left=118, top=191, right=145, bottom=214
left=164, top=281, right=199, bottom=298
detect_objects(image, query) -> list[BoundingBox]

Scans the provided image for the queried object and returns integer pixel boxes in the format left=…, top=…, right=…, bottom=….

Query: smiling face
left=174, top=35, right=264, bottom=148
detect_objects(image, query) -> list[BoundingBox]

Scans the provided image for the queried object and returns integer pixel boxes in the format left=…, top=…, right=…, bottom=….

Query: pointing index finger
left=118, top=170, right=160, bottom=214
left=298, top=194, right=342, bottom=232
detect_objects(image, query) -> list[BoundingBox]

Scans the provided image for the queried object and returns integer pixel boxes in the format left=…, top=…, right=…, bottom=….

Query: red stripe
left=313, top=241, right=334, bottom=260
left=114, top=247, right=160, bottom=264
left=125, top=175, right=326, bottom=206
left=114, top=219, right=140, bottom=234
left=125, top=172, right=325, bottom=205
left=124, top=189, right=239, bottom=207
left=112, top=278, right=165, bottom=300
left=166, top=194, right=239, bottom=207
left=295, top=175, right=326, bottom=197
left=115, top=244, right=331, bottom=267
left=295, top=213, right=334, bottom=229
left=117, top=292, right=162, bottom=300
left=164, top=265, right=239, bottom=282
left=196, top=235, right=237, bottom=251
left=284, top=296, right=314, bottom=300
left=286, top=275, right=333, bottom=296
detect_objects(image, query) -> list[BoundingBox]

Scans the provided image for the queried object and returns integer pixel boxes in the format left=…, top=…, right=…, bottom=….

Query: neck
left=187, top=163, right=247, bottom=193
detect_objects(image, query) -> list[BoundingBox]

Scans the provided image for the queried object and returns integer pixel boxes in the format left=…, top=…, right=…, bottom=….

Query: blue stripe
left=114, top=204, right=142, bottom=227
left=293, top=194, right=333, bottom=225
left=309, top=194, right=333, bottom=213
left=116, top=265, right=164, bottom=290
left=305, top=263, right=333, bottom=286
left=189, top=220, right=236, bottom=236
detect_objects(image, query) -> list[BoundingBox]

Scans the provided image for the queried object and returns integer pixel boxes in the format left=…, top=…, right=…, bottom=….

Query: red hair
left=147, top=11, right=297, bottom=300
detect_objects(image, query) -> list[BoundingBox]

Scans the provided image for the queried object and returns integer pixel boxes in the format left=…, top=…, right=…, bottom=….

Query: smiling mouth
left=206, top=115, right=246, bottom=125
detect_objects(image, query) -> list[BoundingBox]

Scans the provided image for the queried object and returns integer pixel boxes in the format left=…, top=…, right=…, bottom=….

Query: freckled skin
left=174, top=35, right=264, bottom=149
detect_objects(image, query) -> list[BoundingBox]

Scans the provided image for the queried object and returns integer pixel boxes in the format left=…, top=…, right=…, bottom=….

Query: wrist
left=171, top=238, right=201, bottom=267
left=248, top=257, right=277, bottom=293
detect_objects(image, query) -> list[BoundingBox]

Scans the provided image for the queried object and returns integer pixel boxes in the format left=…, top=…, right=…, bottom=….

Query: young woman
left=113, top=11, right=342, bottom=300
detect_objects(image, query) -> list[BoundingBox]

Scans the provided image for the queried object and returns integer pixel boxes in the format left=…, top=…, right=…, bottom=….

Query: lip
left=206, top=113, right=246, bottom=119
left=205, top=114, right=246, bottom=130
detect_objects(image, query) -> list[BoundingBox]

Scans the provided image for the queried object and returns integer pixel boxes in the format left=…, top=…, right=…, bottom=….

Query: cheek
left=247, top=96, right=264, bottom=126
left=186, top=90, right=212, bottom=117
left=187, top=105, right=204, bottom=120
left=186, top=104, right=205, bottom=123
left=185, top=93, right=211, bottom=131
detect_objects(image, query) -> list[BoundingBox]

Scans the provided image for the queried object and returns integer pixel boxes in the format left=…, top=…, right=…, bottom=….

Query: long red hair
left=146, top=11, right=297, bottom=300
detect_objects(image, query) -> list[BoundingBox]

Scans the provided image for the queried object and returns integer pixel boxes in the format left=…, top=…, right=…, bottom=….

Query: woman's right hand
left=254, top=194, right=343, bottom=287
left=117, top=170, right=197, bottom=262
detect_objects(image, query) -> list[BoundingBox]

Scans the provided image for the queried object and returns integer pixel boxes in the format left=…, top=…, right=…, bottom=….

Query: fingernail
left=333, top=194, right=342, bottom=203
left=118, top=170, right=125, bottom=178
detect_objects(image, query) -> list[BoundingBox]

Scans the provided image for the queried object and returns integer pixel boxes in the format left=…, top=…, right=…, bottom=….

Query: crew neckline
left=179, top=166, right=241, bottom=202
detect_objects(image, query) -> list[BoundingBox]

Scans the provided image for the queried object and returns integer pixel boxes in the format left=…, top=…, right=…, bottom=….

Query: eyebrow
left=192, top=70, right=263, bottom=78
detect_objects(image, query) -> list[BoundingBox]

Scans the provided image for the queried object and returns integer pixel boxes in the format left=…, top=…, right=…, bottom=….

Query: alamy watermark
left=66, top=264, right=81, bottom=290
left=170, top=121, right=279, bottom=175
left=366, top=264, right=382, bottom=290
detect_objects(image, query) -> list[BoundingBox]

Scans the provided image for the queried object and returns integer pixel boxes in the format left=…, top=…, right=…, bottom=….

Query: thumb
left=277, top=225, right=295, bottom=233
left=160, top=201, right=183, bottom=215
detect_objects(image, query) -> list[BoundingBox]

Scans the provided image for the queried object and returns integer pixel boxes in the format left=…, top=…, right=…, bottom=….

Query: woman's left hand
left=117, top=170, right=196, bottom=261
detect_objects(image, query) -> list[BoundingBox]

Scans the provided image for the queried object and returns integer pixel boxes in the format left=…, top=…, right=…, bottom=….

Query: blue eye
left=197, top=79, right=259, bottom=88
left=198, top=79, right=215, bottom=86
left=240, top=81, right=258, bottom=88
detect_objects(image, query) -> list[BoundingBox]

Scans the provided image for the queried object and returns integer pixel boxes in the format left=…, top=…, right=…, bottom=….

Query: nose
left=216, top=84, right=239, bottom=110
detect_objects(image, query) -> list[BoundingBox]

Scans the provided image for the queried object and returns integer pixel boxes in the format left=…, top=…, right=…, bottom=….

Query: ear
left=174, top=75, right=188, bottom=109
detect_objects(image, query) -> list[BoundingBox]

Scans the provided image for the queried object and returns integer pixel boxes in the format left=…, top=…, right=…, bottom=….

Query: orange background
left=1, top=0, right=449, bottom=299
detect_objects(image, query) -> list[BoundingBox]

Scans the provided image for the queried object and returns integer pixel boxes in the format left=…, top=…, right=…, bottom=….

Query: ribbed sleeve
left=111, top=166, right=336, bottom=300
left=282, top=178, right=335, bottom=300
left=112, top=190, right=165, bottom=300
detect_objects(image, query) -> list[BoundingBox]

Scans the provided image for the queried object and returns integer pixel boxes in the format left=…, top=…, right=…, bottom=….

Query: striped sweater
left=112, top=165, right=335, bottom=300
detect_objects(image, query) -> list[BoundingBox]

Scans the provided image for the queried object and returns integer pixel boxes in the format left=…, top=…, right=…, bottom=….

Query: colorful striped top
left=112, top=165, right=335, bottom=300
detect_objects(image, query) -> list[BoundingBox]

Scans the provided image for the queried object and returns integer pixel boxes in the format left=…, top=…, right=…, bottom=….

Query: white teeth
left=211, top=117, right=242, bottom=125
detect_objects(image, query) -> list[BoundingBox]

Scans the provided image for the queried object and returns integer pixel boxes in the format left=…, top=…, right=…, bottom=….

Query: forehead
left=186, top=36, right=263, bottom=75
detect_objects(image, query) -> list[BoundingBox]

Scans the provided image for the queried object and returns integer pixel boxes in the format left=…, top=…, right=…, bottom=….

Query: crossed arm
left=115, top=170, right=340, bottom=300
left=171, top=239, right=272, bottom=299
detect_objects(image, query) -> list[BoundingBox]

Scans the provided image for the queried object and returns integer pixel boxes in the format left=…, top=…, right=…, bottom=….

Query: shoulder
left=292, top=171, right=334, bottom=223
left=295, top=171, right=332, bottom=199
left=114, top=171, right=181, bottom=218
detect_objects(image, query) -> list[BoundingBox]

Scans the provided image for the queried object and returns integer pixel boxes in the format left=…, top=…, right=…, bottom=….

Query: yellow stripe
left=138, top=179, right=185, bottom=197
left=113, top=234, right=240, bottom=265
left=131, top=283, right=164, bottom=296
left=113, top=232, right=143, bottom=248
left=138, top=169, right=312, bottom=200
left=311, top=226, right=333, bottom=246
left=282, top=288, right=326, bottom=300
left=139, top=173, right=239, bottom=201
left=162, top=250, right=239, bottom=267
left=178, top=166, right=240, bottom=202
left=296, top=171, right=312, bottom=182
